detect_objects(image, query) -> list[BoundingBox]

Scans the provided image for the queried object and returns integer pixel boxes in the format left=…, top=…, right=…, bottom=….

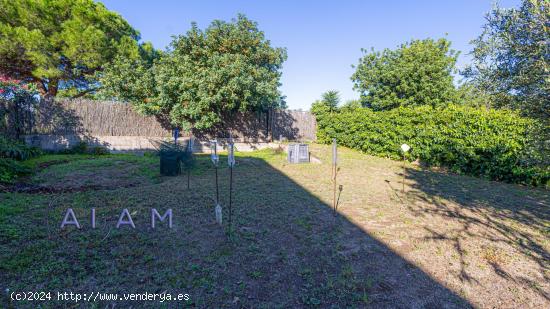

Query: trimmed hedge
left=315, top=105, right=549, bottom=186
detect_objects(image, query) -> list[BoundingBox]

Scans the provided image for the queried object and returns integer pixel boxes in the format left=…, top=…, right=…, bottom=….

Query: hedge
left=315, top=105, right=549, bottom=187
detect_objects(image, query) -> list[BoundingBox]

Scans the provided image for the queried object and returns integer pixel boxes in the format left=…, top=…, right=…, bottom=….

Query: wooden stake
left=215, top=165, right=219, bottom=205
left=228, top=139, right=236, bottom=236
left=228, top=162, right=233, bottom=235
left=402, top=154, right=405, bottom=194
left=332, top=139, right=337, bottom=214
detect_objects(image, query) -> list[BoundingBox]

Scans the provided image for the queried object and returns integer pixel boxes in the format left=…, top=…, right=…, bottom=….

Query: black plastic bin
left=160, top=151, right=182, bottom=176
left=159, top=140, right=192, bottom=176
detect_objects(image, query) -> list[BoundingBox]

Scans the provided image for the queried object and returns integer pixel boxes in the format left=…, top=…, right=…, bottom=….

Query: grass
left=0, top=144, right=548, bottom=308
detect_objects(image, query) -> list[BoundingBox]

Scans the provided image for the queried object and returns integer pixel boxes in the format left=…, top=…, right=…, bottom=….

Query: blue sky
left=99, top=0, right=520, bottom=110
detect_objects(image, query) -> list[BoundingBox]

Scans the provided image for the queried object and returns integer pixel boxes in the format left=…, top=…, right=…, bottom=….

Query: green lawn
left=1, top=145, right=548, bottom=308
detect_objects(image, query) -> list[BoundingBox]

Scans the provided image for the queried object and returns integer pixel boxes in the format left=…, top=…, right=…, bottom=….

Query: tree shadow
left=190, top=109, right=303, bottom=142
left=403, top=167, right=550, bottom=301
left=271, top=109, right=301, bottom=141
left=190, top=110, right=271, bottom=142
left=24, top=99, right=110, bottom=150
left=0, top=154, right=472, bottom=308
left=0, top=95, right=35, bottom=139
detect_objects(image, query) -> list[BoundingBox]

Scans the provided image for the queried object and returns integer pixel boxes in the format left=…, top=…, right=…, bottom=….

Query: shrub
left=0, top=158, right=31, bottom=183
left=72, top=141, right=88, bottom=154
left=314, top=104, right=549, bottom=186
left=0, top=136, right=40, bottom=183
left=91, top=146, right=110, bottom=155
left=57, top=142, right=109, bottom=155
left=0, top=136, right=41, bottom=161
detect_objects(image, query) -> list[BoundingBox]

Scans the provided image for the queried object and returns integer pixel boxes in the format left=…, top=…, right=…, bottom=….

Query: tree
left=463, top=0, right=549, bottom=121
left=340, top=99, right=362, bottom=111
left=351, top=38, right=459, bottom=111
left=98, top=42, right=161, bottom=104
left=102, top=14, right=287, bottom=131
left=0, top=0, right=143, bottom=98
left=0, top=75, right=39, bottom=138
left=310, top=90, right=340, bottom=115
left=455, top=82, right=493, bottom=109
left=322, top=90, right=340, bottom=111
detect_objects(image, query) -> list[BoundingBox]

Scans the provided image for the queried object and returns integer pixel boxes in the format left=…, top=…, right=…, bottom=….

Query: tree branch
left=71, top=87, right=99, bottom=99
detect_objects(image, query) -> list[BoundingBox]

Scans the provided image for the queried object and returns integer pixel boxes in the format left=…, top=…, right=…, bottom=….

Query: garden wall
left=22, top=99, right=316, bottom=151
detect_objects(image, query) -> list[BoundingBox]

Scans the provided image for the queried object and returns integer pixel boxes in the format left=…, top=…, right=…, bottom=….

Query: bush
left=0, top=158, right=31, bottom=183
left=58, top=141, right=88, bottom=154
left=0, top=137, right=40, bottom=183
left=57, top=142, right=109, bottom=155
left=91, top=146, right=110, bottom=155
left=314, top=104, right=549, bottom=186
left=0, top=136, right=41, bottom=161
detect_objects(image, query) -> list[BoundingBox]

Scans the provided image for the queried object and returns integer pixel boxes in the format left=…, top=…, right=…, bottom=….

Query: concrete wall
left=23, top=134, right=284, bottom=153
left=21, top=100, right=316, bottom=152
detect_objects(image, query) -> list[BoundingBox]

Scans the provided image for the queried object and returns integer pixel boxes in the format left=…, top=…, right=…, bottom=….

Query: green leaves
left=0, top=136, right=41, bottom=161
left=351, top=38, right=459, bottom=111
left=311, top=90, right=341, bottom=115
left=101, top=14, right=287, bottom=131
left=315, top=105, right=548, bottom=187
left=0, top=0, right=142, bottom=97
left=464, top=0, right=549, bottom=124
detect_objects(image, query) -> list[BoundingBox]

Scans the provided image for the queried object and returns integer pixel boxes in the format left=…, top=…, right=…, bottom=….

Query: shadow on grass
left=0, top=154, right=470, bottom=308
left=404, top=167, right=550, bottom=301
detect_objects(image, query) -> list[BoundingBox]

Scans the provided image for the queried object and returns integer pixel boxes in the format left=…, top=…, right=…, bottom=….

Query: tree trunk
left=36, top=79, right=58, bottom=98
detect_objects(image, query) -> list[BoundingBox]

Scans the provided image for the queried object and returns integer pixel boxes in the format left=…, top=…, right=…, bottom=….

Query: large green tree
left=0, top=0, right=144, bottom=98
left=463, top=0, right=549, bottom=121
left=102, top=14, right=287, bottom=130
left=351, top=38, right=459, bottom=111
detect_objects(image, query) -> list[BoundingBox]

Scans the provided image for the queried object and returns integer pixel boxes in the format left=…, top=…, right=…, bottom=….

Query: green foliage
left=0, top=136, right=40, bottom=183
left=101, top=14, right=287, bottom=130
left=315, top=105, right=549, bottom=186
left=351, top=38, right=459, bottom=111
left=62, top=141, right=87, bottom=154
left=90, top=146, right=110, bottom=155
left=340, top=99, right=362, bottom=112
left=310, top=90, right=341, bottom=115
left=0, top=0, right=144, bottom=98
left=463, top=0, right=549, bottom=121
left=0, top=136, right=41, bottom=161
left=98, top=42, right=161, bottom=103
left=0, top=158, right=31, bottom=183
left=455, top=82, right=493, bottom=108
left=463, top=0, right=549, bottom=167
left=57, top=141, right=108, bottom=155
left=321, top=90, right=340, bottom=111
left=0, top=76, right=40, bottom=138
